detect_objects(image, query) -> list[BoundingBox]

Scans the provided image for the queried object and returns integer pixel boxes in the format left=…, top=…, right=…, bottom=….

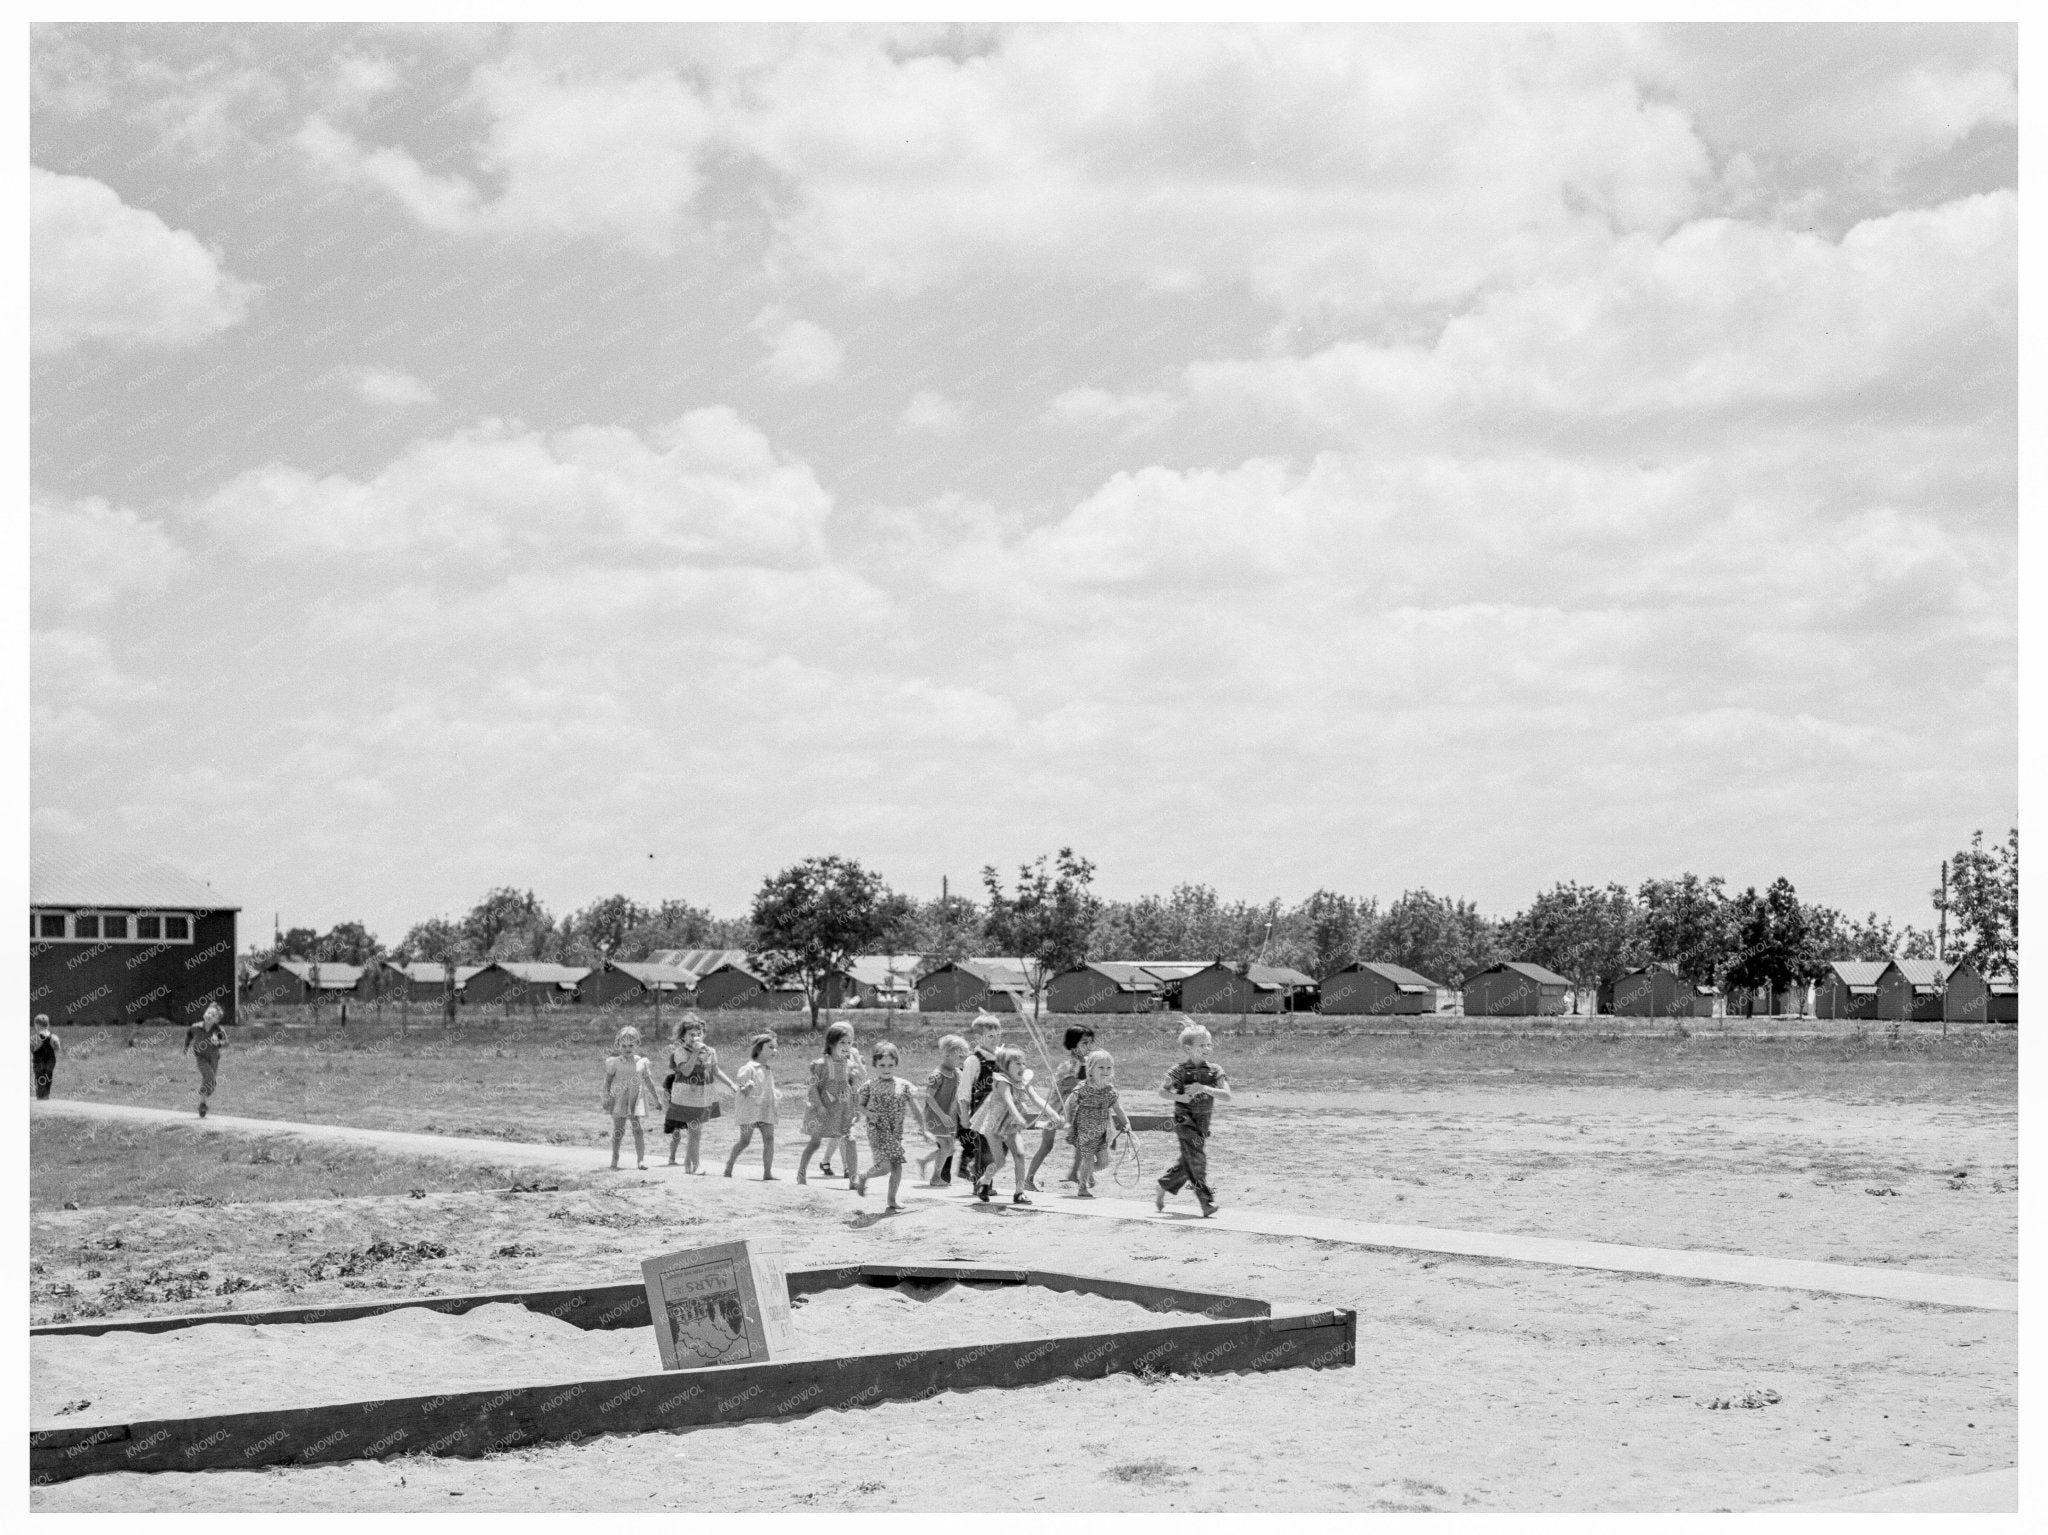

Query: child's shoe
left=1012, top=1192, right=1031, bottom=1205
left=197, top=1101, right=207, bottom=1118
left=1076, top=1187, right=1095, bottom=1200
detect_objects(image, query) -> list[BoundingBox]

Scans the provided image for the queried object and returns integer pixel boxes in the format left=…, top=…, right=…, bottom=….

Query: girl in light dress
left=724, top=1033, right=781, bottom=1179
left=853, top=1040, right=931, bottom=1213
left=796, top=1020, right=865, bottom=1187
left=1062, top=1049, right=1131, bottom=1199
left=663, top=1015, right=739, bottom=1173
left=968, top=1046, right=1064, bottom=1205
left=602, top=1025, right=667, bottom=1170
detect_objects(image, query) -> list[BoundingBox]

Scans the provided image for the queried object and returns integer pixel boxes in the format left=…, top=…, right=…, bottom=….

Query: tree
left=1280, top=890, right=1367, bottom=980
left=1944, top=828, right=2019, bottom=980
left=460, top=888, right=552, bottom=962
left=750, top=855, right=891, bottom=1030
left=981, top=848, right=1100, bottom=1018
left=1637, top=874, right=1733, bottom=988
left=277, top=926, right=320, bottom=960
left=1376, top=889, right=1498, bottom=986
left=562, top=895, right=651, bottom=964
left=1721, top=878, right=1813, bottom=1013
left=1499, top=882, right=1643, bottom=990
left=394, top=917, right=471, bottom=965
left=315, top=922, right=382, bottom=965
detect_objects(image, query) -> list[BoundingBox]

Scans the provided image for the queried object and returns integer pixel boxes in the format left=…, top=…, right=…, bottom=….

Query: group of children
left=600, top=1010, right=1231, bottom=1217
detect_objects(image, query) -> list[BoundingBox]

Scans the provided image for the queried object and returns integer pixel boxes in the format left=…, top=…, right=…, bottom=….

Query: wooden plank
left=31, top=1309, right=1354, bottom=1483
left=1021, top=1269, right=1268, bottom=1319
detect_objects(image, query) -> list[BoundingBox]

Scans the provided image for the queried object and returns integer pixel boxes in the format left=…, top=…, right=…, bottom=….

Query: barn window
left=162, top=915, right=191, bottom=941
left=37, top=912, right=67, bottom=939
left=102, top=914, right=129, bottom=940
left=75, top=914, right=100, bottom=939
left=137, top=915, right=161, bottom=939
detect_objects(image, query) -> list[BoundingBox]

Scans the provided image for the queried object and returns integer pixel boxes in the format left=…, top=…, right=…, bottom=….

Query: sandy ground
left=32, top=1285, right=1184, bottom=1425
left=29, top=1153, right=2017, bottom=1513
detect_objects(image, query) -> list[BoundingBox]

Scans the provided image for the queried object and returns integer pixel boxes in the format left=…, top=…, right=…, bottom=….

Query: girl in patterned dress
left=724, top=1033, right=781, bottom=1179
left=796, top=1020, right=863, bottom=1187
left=602, top=1025, right=666, bottom=1171
left=968, top=1047, right=1063, bottom=1205
left=853, top=1040, right=926, bottom=1211
left=663, top=1015, right=739, bottom=1173
left=1063, top=1049, right=1130, bottom=1198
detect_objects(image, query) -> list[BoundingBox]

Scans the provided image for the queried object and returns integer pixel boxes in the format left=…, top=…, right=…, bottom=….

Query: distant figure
left=30, top=1014, right=59, bottom=1100
left=724, top=1033, right=781, bottom=1180
left=184, top=1003, right=229, bottom=1118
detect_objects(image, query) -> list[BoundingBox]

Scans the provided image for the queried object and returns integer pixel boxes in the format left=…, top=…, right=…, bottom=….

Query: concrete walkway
left=1767, top=1466, right=2017, bottom=1512
left=38, top=1099, right=2018, bottom=1313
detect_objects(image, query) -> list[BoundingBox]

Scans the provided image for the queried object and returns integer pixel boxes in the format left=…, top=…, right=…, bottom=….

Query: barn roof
left=487, top=961, right=590, bottom=988
left=387, top=961, right=487, bottom=986
left=1825, top=960, right=1890, bottom=991
left=645, top=948, right=751, bottom=976
left=607, top=960, right=693, bottom=990
left=30, top=848, right=236, bottom=911
left=1883, top=957, right=1958, bottom=992
left=271, top=959, right=364, bottom=989
left=925, top=958, right=1033, bottom=990
left=1341, top=961, right=1444, bottom=991
left=1478, top=961, right=1575, bottom=987
left=1133, top=961, right=1211, bottom=982
left=1059, top=961, right=1164, bottom=992
left=1187, top=961, right=1315, bottom=990
left=846, top=955, right=923, bottom=989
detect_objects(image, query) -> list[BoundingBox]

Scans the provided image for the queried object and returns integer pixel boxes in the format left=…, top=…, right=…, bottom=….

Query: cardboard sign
left=640, top=1239, right=794, bottom=1370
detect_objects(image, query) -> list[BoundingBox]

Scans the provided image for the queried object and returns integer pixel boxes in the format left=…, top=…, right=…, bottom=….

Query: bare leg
left=1010, top=1134, right=1031, bottom=1198
left=610, top=1117, right=627, bottom=1167
left=797, top=1137, right=822, bottom=1183
left=886, top=1161, right=904, bottom=1211
left=631, top=1120, right=646, bottom=1168
left=667, top=1129, right=681, bottom=1165
left=759, top=1125, right=777, bottom=1178
left=1025, top=1125, right=1057, bottom=1189
left=843, top=1138, right=861, bottom=1187
left=725, top=1125, right=752, bottom=1176
left=685, top=1125, right=704, bottom=1172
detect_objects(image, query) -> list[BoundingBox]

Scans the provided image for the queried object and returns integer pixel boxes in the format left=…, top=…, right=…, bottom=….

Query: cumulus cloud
left=898, top=389, right=965, bottom=434
left=1043, top=385, right=1182, bottom=437
left=181, top=406, right=834, bottom=568
left=750, top=308, right=845, bottom=386
left=31, top=494, right=192, bottom=616
left=31, top=167, right=254, bottom=355
left=294, top=56, right=714, bottom=254
left=344, top=365, right=437, bottom=407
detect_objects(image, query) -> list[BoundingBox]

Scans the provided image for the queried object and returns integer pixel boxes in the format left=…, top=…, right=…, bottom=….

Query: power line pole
left=1938, top=859, right=1948, bottom=961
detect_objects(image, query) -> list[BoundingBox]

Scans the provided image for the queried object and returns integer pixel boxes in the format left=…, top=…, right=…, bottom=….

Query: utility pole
left=1938, top=859, right=1948, bottom=961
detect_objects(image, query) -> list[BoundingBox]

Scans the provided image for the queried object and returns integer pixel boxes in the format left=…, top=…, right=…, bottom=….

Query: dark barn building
left=1876, top=958, right=1989, bottom=1023
left=692, top=961, right=811, bottom=1012
left=1317, top=961, right=1444, bottom=1016
left=1461, top=961, right=1574, bottom=1017
left=1045, top=962, right=1166, bottom=1014
left=914, top=959, right=1031, bottom=1014
left=1813, top=961, right=1885, bottom=1020
left=1989, top=976, right=2017, bottom=1024
left=464, top=962, right=589, bottom=1010
left=579, top=960, right=694, bottom=1010
left=1177, top=962, right=1317, bottom=1016
left=244, top=959, right=369, bottom=1006
left=1611, top=963, right=1722, bottom=1018
left=30, top=849, right=238, bottom=1028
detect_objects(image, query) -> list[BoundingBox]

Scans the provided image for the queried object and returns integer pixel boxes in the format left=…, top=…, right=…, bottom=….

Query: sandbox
left=31, top=1263, right=1354, bottom=1483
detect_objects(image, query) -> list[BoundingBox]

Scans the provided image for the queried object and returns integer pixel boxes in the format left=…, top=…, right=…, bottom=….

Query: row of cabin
left=240, top=950, right=2021, bottom=1025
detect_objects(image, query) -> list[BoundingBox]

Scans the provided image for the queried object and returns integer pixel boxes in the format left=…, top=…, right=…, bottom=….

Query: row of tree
left=254, top=829, right=2018, bottom=1026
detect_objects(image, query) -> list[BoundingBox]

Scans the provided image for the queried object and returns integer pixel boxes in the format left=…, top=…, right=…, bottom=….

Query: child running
left=957, top=1012, right=1004, bottom=1190
left=918, top=1034, right=970, bottom=1185
left=724, top=1033, right=781, bottom=1179
left=1063, top=1048, right=1131, bottom=1199
left=602, top=1025, right=666, bottom=1171
left=968, top=1046, right=1063, bottom=1205
left=796, top=1021, right=864, bottom=1187
left=663, top=1015, right=738, bottom=1173
left=853, top=1041, right=927, bottom=1212
left=1026, top=1025, right=1094, bottom=1190
left=1155, top=1022, right=1231, bottom=1216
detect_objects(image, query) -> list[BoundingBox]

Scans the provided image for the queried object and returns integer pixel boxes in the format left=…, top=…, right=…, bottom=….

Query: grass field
left=30, top=1013, right=2017, bottom=1511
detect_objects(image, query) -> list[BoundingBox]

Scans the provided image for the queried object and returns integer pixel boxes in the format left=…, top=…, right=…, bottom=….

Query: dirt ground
left=28, top=1021, right=2018, bottom=1511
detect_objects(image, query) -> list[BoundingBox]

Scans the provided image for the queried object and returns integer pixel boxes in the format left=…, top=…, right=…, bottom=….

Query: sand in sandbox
left=33, top=1283, right=1192, bottom=1427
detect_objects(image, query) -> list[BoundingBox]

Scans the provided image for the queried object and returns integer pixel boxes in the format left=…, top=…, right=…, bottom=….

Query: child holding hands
left=853, top=1040, right=928, bottom=1212
left=1062, top=1048, right=1131, bottom=1199
left=796, top=1021, right=863, bottom=1187
left=664, top=1015, right=739, bottom=1173
left=968, top=1046, right=1064, bottom=1205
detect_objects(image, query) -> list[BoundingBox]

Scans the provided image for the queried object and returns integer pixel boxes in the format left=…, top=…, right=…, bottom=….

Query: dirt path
left=35, top=1098, right=2014, bottom=1310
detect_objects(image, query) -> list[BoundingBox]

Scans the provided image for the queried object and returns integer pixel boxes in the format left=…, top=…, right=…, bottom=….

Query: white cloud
left=344, top=366, right=437, bottom=407
left=31, top=167, right=254, bottom=355
left=898, top=389, right=965, bottom=434
left=1043, top=385, right=1182, bottom=437
left=182, top=406, right=833, bottom=569
left=750, top=308, right=845, bottom=387
left=295, top=57, right=714, bottom=254
left=31, top=494, right=191, bottom=615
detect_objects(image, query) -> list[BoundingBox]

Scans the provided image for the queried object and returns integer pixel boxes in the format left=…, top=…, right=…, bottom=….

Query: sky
left=28, top=22, right=2017, bottom=944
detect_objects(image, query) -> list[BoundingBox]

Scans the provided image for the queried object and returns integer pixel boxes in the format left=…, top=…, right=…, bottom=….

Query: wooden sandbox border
left=30, top=1263, right=1354, bottom=1483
